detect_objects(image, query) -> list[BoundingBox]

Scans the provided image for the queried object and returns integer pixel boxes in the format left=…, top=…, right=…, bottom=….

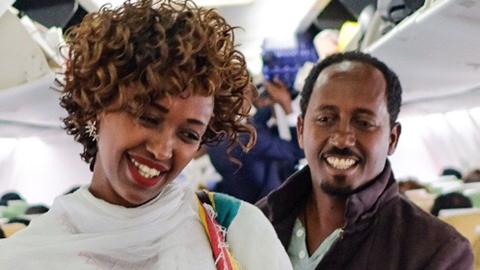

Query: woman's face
left=89, top=93, right=214, bottom=207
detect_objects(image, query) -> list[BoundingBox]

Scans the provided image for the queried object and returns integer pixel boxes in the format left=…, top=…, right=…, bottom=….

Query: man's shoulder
left=255, top=183, right=304, bottom=223
left=205, top=191, right=271, bottom=230
left=382, top=195, right=469, bottom=243
left=367, top=196, right=473, bottom=268
left=256, top=166, right=311, bottom=213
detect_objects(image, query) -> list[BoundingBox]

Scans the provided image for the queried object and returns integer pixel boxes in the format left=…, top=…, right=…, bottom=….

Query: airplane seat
left=464, top=189, right=480, bottom=208
left=404, top=188, right=435, bottom=213
left=473, top=233, right=480, bottom=270
left=439, top=208, right=480, bottom=243
left=426, top=177, right=463, bottom=195
left=0, top=222, right=27, bottom=238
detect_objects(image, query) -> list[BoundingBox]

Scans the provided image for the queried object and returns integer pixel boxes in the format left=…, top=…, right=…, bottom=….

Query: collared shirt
left=287, top=218, right=342, bottom=270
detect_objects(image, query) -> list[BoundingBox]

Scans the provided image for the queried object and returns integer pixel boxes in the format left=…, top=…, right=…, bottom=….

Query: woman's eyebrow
left=186, top=119, right=207, bottom=127
left=151, top=103, right=169, bottom=113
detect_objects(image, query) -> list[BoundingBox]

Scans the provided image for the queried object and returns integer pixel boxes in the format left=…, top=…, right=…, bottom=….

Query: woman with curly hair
left=0, top=1, right=292, bottom=269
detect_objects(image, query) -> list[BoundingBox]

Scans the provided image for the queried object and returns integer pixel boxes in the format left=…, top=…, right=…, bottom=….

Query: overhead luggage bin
left=0, top=8, right=59, bottom=136
left=365, top=0, right=480, bottom=116
left=0, top=10, right=51, bottom=90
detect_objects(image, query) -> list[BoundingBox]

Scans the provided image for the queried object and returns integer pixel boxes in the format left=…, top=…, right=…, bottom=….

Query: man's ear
left=388, top=122, right=401, bottom=155
left=297, top=116, right=305, bottom=149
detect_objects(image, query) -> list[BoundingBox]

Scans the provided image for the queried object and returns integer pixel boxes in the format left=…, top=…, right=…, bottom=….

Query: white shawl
left=0, top=182, right=216, bottom=269
left=0, top=181, right=292, bottom=270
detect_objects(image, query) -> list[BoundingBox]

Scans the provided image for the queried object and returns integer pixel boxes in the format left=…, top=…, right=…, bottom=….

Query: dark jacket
left=257, top=162, right=474, bottom=270
left=208, top=107, right=304, bottom=203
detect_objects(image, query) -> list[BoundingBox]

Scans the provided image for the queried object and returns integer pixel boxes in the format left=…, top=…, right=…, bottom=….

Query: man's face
left=297, top=61, right=401, bottom=195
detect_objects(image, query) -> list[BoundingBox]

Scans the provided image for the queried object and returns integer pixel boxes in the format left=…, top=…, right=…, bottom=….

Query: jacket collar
left=264, top=160, right=398, bottom=244
left=343, top=161, right=397, bottom=232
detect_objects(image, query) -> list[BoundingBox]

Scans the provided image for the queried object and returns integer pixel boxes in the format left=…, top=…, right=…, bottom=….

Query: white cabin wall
left=0, top=130, right=91, bottom=205
left=391, top=107, right=480, bottom=182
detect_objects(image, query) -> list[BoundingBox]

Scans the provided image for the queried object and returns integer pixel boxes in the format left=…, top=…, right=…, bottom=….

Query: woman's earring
left=85, top=120, right=99, bottom=141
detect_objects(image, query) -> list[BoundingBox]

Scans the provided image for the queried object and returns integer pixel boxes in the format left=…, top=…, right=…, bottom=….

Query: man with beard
left=257, top=51, right=473, bottom=270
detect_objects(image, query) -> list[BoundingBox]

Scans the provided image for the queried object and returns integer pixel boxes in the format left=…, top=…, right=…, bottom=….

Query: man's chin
left=320, top=174, right=377, bottom=197
left=320, top=182, right=355, bottom=197
left=319, top=174, right=355, bottom=197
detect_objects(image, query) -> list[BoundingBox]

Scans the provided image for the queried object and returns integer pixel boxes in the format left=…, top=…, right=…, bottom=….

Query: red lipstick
left=126, top=154, right=168, bottom=188
left=129, top=154, right=169, bottom=171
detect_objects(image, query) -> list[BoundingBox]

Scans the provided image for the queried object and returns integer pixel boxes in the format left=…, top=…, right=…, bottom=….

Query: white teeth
left=326, top=157, right=357, bottom=170
left=130, top=157, right=161, bottom=178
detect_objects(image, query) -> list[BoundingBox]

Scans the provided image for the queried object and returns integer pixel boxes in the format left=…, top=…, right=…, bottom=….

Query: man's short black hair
left=300, top=51, right=402, bottom=126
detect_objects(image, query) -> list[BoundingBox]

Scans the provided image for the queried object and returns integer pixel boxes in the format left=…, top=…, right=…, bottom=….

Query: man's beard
left=320, top=175, right=356, bottom=197
left=320, top=175, right=374, bottom=197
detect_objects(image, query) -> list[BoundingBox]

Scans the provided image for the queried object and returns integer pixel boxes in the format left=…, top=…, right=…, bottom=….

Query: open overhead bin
left=297, top=0, right=480, bottom=117
left=365, top=0, right=480, bottom=116
left=0, top=8, right=59, bottom=137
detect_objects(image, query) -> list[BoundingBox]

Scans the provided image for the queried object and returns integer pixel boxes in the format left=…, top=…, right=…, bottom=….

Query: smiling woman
left=90, top=94, right=216, bottom=207
left=0, top=1, right=292, bottom=269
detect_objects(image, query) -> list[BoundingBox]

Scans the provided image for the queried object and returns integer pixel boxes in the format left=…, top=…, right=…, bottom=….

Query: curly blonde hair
left=59, top=0, right=256, bottom=170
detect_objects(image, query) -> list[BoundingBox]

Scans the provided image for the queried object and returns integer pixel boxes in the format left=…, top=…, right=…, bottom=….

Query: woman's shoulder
left=194, top=190, right=279, bottom=240
left=199, top=191, right=267, bottom=230
left=186, top=190, right=292, bottom=269
left=210, top=193, right=292, bottom=270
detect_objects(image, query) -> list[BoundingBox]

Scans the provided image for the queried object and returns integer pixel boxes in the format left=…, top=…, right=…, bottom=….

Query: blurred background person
left=206, top=78, right=304, bottom=203
left=440, top=167, right=463, bottom=180
left=397, top=177, right=426, bottom=195
left=464, top=169, right=480, bottom=183
left=431, top=192, right=473, bottom=217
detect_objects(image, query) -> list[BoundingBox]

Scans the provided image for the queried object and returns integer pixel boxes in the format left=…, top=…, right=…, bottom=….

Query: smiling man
left=257, top=52, right=474, bottom=270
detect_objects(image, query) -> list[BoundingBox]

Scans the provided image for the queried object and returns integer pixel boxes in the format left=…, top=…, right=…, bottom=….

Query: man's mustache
left=323, top=147, right=358, bottom=157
